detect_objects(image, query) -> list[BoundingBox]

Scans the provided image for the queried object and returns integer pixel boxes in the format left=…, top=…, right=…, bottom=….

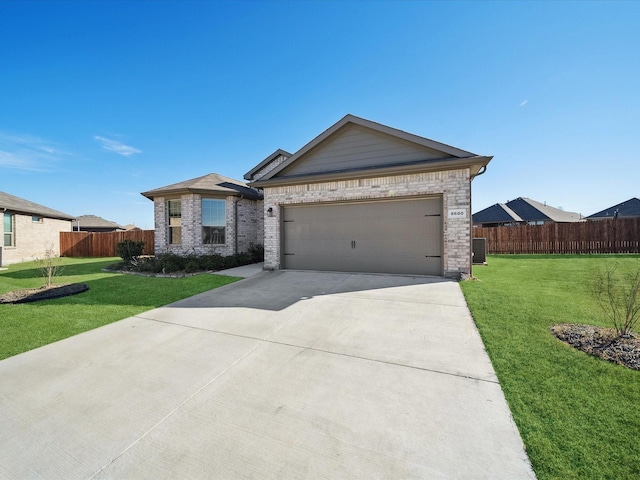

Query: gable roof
left=249, top=114, right=492, bottom=186
left=141, top=173, right=262, bottom=201
left=509, top=197, right=583, bottom=223
left=0, top=190, right=75, bottom=221
left=472, top=203, right=524, bottom=224
left=76, top=215, right=124, bottom=230
left=586, top=197, right=640, bottom=219
left=474, top=197, right=583, bottom=224
left=243, top=149, right=292, bottom=181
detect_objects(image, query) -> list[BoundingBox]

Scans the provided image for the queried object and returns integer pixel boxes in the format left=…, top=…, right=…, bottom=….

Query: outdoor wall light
left=267, top=207, right=274, bottom=217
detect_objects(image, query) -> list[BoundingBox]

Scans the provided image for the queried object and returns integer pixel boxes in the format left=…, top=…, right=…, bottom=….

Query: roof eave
left=250, top=156, right=492, bottom=188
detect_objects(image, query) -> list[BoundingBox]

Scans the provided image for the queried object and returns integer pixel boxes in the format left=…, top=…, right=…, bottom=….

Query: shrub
left=247, top=243, right=264, bottom=263
left=117, top=240, right=145, bottom=264
left=33, top=244, right=66, bottom=288
left=592, top=260, right=640, bottom=337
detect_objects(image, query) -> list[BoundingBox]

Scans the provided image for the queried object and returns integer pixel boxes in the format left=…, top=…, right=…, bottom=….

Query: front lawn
left=0, top=257, right=240, bottom=361
left=461, top=255, right=640, bottom=480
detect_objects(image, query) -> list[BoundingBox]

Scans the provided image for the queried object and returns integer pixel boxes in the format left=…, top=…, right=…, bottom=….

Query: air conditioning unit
left=473, top=238, right=487, bottom=264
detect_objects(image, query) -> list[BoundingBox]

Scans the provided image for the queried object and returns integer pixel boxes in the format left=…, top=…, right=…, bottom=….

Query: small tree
left=117, top=240, right=145, bottom=265
left=592, top=261, right=640, bottom=337
left=33, top=244, right=66, bottom=288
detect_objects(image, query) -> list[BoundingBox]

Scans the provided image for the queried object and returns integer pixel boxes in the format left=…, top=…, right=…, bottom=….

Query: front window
left=202, top=199, right=226, bottom=244
left=4, top=213, right=14, bottom=247
left=32, top=216, right=43, bottom=223
left=167, top=200, right=182, bottom=244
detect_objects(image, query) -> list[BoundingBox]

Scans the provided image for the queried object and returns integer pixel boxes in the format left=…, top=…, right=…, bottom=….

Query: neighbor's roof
left=587, top=197, right=640, bottom=219
left=473, top=197, right=583, bottom=224
left=0, top=190, right=75, bottom=221
left=76, top=214, right=124, bottom=229
left=509, top=197, right=583, bottom=223
left=472, top=203, right=524, bottom=224
left=141, top=173, right=263, bottom=200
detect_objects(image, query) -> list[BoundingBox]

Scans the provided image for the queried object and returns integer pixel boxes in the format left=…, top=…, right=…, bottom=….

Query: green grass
left=461, top=255, right=640, bottom=480
left=0, top=257, right=240, bottom=361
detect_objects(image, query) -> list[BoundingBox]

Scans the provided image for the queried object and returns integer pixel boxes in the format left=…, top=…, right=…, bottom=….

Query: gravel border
left=551, top=323, right=640, bottom=371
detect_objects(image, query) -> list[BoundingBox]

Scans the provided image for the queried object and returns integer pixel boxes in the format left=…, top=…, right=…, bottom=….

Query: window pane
left=203, top=226, right=225, bottom=245
left=167, top=200, right=182, bottom=244
left=3, top=213, right=12, bottom=232
left=4, top=233, right=12, bottom=247
left=202, top=199, right=225, bottom=227
left=169, top=226, right=182, bottom=244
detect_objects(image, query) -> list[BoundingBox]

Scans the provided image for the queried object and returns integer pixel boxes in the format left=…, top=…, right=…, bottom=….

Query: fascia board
left=250, top=156, right=492, bottom=188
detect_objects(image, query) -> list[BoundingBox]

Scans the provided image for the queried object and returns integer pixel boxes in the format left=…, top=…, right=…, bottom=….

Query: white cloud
left=519, top=99, right=528, bottom=107
left=94, top=135, right=142, bottom=157
left=0, top=132, right=69, bottom=171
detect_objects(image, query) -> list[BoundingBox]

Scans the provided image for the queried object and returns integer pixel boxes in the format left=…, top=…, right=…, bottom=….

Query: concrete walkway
left=0, top=271, right=535, bottom=479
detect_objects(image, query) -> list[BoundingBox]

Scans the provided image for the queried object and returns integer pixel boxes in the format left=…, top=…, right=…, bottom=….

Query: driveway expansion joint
left=135, top=315, right=499, bottom=385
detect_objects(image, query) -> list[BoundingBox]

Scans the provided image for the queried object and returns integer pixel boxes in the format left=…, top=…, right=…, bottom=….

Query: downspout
left=469, top=165, right=488, bottom=278
left=234, top=194, right=245, bottom=255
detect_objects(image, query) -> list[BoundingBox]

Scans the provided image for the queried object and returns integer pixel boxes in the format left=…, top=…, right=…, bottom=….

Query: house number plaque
left=448, top=209, right=467, bottom=218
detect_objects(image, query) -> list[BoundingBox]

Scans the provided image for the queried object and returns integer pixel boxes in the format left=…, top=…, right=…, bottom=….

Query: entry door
left=282, top=197, right=442, bottom=275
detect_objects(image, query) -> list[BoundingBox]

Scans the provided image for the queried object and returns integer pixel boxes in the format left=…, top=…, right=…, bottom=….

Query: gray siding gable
left=279, top=123, right=456, bottom=177
left=255, top=114, right=480, bottom=183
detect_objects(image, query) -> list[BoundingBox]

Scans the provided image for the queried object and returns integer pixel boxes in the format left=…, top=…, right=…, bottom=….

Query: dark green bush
left=117, top=240, right=145, bottom=263
left=248, top=243, right=264, bottom=263
left=108, top=245, right=263, bottom=274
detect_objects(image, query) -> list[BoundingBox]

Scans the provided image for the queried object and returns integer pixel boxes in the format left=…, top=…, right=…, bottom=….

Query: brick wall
left=152, top=193, right=262, bottom=257
left=262, top=169, right=472, bottom=278
left=2, top=213, right=72, bottom=266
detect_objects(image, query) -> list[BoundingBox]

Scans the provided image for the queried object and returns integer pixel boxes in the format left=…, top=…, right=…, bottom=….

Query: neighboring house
left=74, top=214, right=124, bottom=232
left=123, top=224, right=142, bottom=231
left=1, top=190, right=75, bottom=266
left=473, top=197, right=583, bottom=227
left=586, top=197, right=640, bottom=220
left=246, top=114, right=492, bottom=278
left=141, top=173, right=263, bottom=257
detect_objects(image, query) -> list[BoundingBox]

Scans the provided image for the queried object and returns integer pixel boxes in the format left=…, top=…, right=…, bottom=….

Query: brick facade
left=152, top=194, right=261, bottom=257
left=261, top=169, right=473, bottom=278
left=1, top=213, right=72, bottom=266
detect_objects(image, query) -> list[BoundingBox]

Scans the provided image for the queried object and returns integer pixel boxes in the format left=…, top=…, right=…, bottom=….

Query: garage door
left=282, top=197, right=443, bottom=275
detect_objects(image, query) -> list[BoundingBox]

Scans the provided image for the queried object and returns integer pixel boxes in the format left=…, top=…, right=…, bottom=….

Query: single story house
left=473, top=197, right=583, bottom=227
left=141, top=173, right=263, bottom=257
left=586, top=197, right=640, bottom=220
left=74, top=214, right=124, bottom=232
left=246, top=114, right=492, bottom=278
left=1, top=190, right=75, bottom=266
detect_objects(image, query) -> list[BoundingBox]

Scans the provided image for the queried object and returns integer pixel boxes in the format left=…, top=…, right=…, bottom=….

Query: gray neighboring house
left=1, top=191, right=75, bottom=266
left=473, top=197, right=583, bottom=227
left=246, top=114, right=492, bottom=278
left=75, top=215, right=125, bottom=232
left=586, top=197, right=640, bottom=220
left=141, top=173, right=263, bottom=257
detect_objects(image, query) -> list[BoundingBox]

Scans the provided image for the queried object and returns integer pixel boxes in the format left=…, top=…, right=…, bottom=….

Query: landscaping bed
left=0, top=283, right=88, bottom=304
left=551, top=323, right=640, bottom=371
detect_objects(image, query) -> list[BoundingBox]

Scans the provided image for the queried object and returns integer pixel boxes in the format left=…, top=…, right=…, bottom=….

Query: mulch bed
left=551, top=323, right=640, bottom=371
left=0, top=283, right=89, bottom=304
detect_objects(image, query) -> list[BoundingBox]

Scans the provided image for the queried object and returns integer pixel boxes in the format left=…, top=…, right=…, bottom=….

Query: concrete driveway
left=0, top=270, right=535, bottom=479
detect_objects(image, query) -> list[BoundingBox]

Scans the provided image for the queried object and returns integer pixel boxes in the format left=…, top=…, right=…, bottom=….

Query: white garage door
left=282, top=197, right=443, bottom=276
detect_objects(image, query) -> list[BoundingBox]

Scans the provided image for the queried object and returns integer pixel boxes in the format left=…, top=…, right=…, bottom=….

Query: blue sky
left=1, top=0, right=638, bottom=229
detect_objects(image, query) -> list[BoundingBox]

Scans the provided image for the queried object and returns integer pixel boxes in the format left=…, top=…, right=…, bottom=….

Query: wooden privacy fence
left=60, top=230, right=155, bottom=258
left=473, top=218, right=640, bottom=254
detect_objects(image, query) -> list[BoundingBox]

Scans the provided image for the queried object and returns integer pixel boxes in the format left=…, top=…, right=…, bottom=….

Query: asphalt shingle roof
left=76, top=215, right=124, bottom=229
left=587, top=198, right=640, bottom=219
left=141, top=173, right=262, bottom=201
left=473, top=197, right=583, bottom=224
left=0, top=191, right=75, bottom=220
